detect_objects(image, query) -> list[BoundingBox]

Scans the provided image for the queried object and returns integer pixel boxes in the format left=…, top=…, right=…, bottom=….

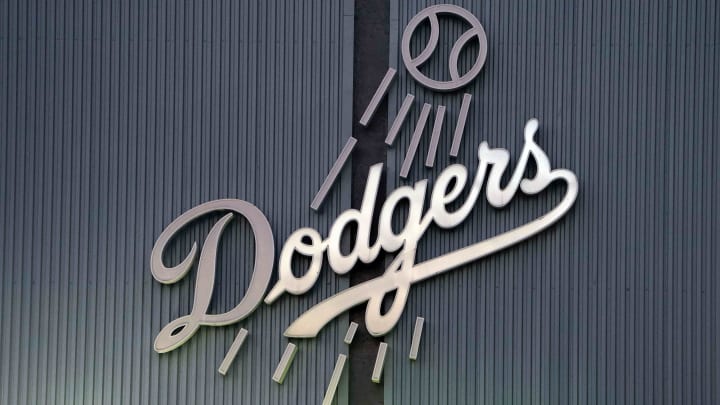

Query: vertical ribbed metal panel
left=385, top=1, right=719, bottom=404
left=0, top=0, right=354, bottom=404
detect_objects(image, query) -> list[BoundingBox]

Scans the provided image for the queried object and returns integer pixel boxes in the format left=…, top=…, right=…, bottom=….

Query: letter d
left=149, top=199, right=274, bottom=353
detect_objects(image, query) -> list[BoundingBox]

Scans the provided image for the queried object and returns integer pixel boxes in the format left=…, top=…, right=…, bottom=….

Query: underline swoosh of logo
left=283, top=169, right=578, bottom=338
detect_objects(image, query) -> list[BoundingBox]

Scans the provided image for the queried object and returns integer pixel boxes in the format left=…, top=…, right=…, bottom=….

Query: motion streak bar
left=218, top=328, right=249, bottom=375
left=344, top=322, right=359, bottom=344
left=322, top=354, right=347, bottom=405
left=450, top=93, right=472, bottom=157
left=272, top=343, right=298, bottom=384
left=385, top=93, right=415, bottom=145
left=310, top=137, right=357, bottom=210
left=408, top=317, right=425, bottom=360
left=425, top=106, right=446, bottom=167
left=371, top=342, right=388, bottom=383
left=359, top=68, right=397, bottom=126
left=399, top=103, right=432, bottom=178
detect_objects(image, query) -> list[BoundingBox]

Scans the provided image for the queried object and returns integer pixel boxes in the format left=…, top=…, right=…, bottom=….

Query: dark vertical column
left=350, top=0, right=389, bottom=404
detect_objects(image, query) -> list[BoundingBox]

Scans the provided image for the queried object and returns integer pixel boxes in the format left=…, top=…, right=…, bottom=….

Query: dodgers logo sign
left=149, top=4, right=578, bottom=399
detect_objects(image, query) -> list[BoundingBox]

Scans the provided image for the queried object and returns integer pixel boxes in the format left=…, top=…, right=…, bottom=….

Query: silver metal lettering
left=266, top=165, right=384, bottom=303
left=282, top=119, right=578, bottom=338
left=150, top=199, right=274, bottom=353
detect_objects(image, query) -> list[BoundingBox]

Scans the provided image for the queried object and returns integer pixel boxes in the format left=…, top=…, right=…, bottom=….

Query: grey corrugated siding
left=0, top=0, right=354, bottom=404
left=385, top=0, right=719, bottom=404
left=2, top=0, right=720, bottom=404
